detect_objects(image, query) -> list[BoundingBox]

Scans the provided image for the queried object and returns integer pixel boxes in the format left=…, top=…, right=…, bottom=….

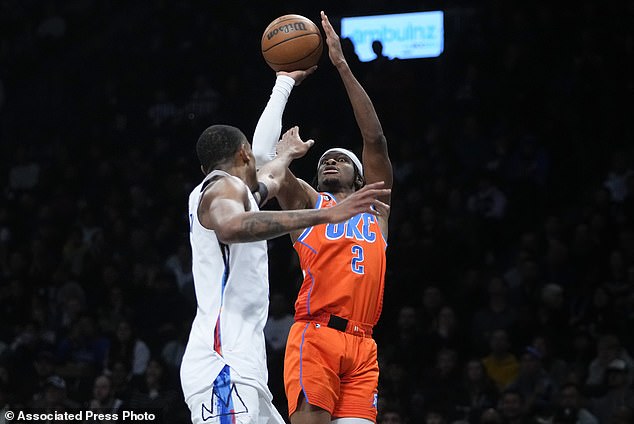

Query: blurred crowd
left=1, top=0, right=633, bottom=423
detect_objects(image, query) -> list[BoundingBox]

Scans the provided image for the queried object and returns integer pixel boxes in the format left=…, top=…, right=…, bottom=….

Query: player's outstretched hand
left=325, top=182, right=391, bottom=223
left=277, top=66, right=317, bottom=86
left=276, top=126, right=314, bottom=160
left=320, top=11, right=346, bottom=68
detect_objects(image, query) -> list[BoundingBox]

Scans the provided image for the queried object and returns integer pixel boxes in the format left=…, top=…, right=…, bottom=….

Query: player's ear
left=354, top=174, right=365, bottom=190
left=238, top=143, right=251, bottom=164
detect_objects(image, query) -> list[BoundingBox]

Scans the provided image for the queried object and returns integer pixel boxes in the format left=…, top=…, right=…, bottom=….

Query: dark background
left=1, top=1, right=633, bottom=423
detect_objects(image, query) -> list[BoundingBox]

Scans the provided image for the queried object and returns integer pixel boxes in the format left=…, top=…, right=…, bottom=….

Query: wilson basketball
left=261, top=14, right=323, bottom=72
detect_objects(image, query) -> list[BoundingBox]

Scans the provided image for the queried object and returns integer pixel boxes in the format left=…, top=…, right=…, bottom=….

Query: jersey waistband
left=298, top=313, right=373, bottom=338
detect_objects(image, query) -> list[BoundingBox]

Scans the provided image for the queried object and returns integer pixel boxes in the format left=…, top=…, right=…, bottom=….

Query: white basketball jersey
left=181, top=170, right=271, bottom=397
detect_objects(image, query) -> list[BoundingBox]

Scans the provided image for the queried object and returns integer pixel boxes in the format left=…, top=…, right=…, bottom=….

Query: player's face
left=317, top=153, right=357, bottom=191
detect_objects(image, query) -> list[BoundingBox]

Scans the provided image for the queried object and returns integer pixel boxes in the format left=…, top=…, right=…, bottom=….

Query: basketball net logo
left=201, top=382, right=248, bottom=421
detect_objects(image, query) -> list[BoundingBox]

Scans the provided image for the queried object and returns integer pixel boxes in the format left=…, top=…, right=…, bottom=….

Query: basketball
left=261, top=14, right=323, bottom=72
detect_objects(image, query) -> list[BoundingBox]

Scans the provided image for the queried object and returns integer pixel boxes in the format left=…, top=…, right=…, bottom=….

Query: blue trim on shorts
left=299, top=322, right=310, bottom=405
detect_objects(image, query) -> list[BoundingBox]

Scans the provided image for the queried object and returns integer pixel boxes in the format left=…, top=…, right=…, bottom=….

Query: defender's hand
left=276, top=126, right=314, bottom=160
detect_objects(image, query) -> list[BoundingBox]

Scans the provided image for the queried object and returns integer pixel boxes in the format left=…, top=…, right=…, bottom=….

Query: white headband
left=318, top=148, right=363, bottom=177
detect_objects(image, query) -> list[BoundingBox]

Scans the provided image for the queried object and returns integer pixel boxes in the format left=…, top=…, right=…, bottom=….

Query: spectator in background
left=264, top=292, right=294, bottom=418
left=497, top=389, right=529, bottom=424
left=531, top=334, right=569, bottom=387
left=264, top=292, right=294, bottom=356
left=378, top=408, right=404, bottom=424
left=534, top=283, right=570, bottom=354
left=421, top=348, right=464, bottom=418
left=105, top=319, right=150, bottom=378
left=35, top=1, right=66, bottom=40
left=147, top=88, right=177, bottom=129
left=28, top=375, right=81, bottom=413
left=467, top=171, right=508, bottom=252
left=15, top=350, right=56, bottom=406
left=506, top=346, right=556, bottom=415
left=467, top=172, right=508, bottom=221
left=53, top=287, right=87, bottom=335
left=423, top=304, right=468, bottom=360
left=8, top=146, right=40, bottom=194
left=482, top=329, right=520, bottom=391
left=611, top=406, right=634, bottom=424
left=507, top=253, right=543, bottom=309
left=96, top=286, right=133, bottom=336
left=163, top=242, right=195, bottom=307
left=575, top=286, right=620, bottom=338
left=61, top=226, right=89, bottom=278
left=9, top=321, right=52, bottom=365
left=553, top=382, right=598, bottom=424
left=108, top=360, right=132, bottom=402
left=55, top=315, right=109, bottom=399
left=509, top=135, right=550, bottom=188
left=419, top=285, right=446, bottom=334
left=603, top=150, right=633, bottom=204
left=424, top=409, right=448, bottom=424
left=133, top=269, right=187, bottom=351
left=479, top=407, right=503, bottom=424
left=384, top=305, right=425, bottom=372
left=128, top=358, right=186, bottom=422
left=589, top=358, right=634, bottom=423
left=380, top=362, right=411, bottom=417
left=86, top=374, right=124, bottom=417
left=585, top=334, right=634, bottom=393
left=183, top=74, right=220, bottom=126
left=457, top=358, right=499, bottom=422
left=604, top=249, right=629, bottom=299
left=159, top=320, right=187, bottom=378
left=471, top=277, right=518, bottom=355
left=565, top=328, right=596, bottom=385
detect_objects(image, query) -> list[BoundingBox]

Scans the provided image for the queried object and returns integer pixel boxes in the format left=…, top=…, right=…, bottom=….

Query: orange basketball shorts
left=283, top=321, right=379, bottom=421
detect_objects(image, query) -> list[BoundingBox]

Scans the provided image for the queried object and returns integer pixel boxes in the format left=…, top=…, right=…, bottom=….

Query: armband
left=253, top=182, right=269, bottom=207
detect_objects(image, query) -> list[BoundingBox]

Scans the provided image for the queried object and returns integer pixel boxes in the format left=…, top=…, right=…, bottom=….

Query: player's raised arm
left=321, top=10, right=393, bottom=203
left=252, top=68, right=317, bottom=167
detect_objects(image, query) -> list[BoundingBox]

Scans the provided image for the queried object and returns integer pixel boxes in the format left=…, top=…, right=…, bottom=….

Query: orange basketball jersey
left=293, top=192, right=387, bottom=327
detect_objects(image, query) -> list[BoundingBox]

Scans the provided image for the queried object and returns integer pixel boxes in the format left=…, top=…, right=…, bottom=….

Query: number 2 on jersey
left=351, top=244, right=365, bottom=275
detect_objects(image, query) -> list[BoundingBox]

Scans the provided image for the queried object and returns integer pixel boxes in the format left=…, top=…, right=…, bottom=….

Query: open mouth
left=322, top=167, right=338, bottom=175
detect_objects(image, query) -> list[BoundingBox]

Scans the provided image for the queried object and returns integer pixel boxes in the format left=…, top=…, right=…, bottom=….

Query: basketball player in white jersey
left=181, top=123, right=389, bottom=424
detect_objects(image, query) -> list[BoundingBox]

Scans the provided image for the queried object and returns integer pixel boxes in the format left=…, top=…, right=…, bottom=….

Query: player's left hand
left=276, top=126, right=314, bottom=160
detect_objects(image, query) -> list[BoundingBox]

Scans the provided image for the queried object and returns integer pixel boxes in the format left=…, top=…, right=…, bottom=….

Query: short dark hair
left=196, top=125, right=247, bottom=173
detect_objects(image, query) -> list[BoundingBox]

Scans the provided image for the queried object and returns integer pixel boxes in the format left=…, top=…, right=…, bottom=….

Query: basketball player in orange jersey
left=252, top=10, right=393, bottom=424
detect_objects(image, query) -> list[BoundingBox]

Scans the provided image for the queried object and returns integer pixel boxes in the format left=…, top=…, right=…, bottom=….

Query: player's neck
left=329, top=188, right=354, bottom=201
left=217, top=165, right=258, bottom=192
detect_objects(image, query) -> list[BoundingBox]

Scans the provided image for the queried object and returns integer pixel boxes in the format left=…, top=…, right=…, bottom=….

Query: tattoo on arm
left=235, top=210, right=319, bottom=242
left=242, top=214, right=285, bottom=237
